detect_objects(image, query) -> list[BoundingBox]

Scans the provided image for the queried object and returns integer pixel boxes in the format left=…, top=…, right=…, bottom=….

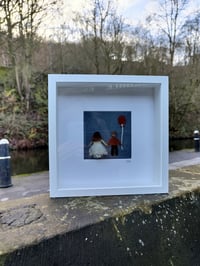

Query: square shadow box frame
left=48, top=74, right=168, bottom=197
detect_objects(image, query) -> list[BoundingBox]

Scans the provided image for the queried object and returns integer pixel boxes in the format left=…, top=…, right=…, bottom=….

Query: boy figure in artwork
left=108, top=131, right=121, bottom=156
left=89, top=131, right=108, bottom=159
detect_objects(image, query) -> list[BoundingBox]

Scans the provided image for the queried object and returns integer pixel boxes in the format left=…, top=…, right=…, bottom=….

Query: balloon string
left=121, top=125, right=124, bottom=149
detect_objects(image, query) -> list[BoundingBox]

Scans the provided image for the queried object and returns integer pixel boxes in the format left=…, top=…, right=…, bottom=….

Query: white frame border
left=48, top=74, right=168, bottom=197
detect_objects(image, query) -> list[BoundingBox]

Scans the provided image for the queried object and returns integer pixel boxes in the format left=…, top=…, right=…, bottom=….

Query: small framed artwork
left=84, top=111, right=131, bottom=160
left=48, top=74, right=168, bottom=197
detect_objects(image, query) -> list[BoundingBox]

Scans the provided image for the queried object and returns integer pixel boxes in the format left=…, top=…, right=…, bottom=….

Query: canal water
left=11, top=149, right=49, bottom=176
left=10, top=139, right=195, bottom=175
left=169, top=138, right=194, bottom=151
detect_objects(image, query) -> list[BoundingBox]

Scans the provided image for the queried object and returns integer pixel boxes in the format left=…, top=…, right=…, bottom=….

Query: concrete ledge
left=1, top=165, right=200, bottom=265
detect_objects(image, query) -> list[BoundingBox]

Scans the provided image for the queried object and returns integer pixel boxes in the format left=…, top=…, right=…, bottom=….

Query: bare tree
left=149, top=0, right=188, bottom=66
left=181, top=13, right=200, bottom=66
left=73, top=0, right=127, bottom=74
left=0, top=0, right=56, bottom=110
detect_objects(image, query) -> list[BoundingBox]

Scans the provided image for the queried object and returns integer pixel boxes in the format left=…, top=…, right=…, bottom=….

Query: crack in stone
left=0, top=204, right=43, bottom=229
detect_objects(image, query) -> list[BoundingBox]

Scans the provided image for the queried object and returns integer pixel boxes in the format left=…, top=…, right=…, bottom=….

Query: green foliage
left=0, top=112, right=48, bottom=148
left=0, top=0, right=200, bottom=146
left=0, top=66, right=9, bottom=79
left=0, top=67, right=48, bottom=149
left=31, top=72, right=48, bottom=117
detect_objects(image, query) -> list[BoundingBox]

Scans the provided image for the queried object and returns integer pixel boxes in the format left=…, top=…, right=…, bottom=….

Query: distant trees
left=73, top=0, right=127, bottom=74
left=1, top=0, right=200, bottom=147
left=160, top=0, right=188, bottom=66
left=0, top=0, right=56, bottom=148
left=182, top=13, right=200, bottom=66
left=180, top=13, right=200, bottom=131
left=145, top=0, right=200, bottom=136
left=0, top=0, right=56, bottom=111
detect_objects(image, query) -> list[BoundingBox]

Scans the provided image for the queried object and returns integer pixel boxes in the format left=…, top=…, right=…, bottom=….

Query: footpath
left=0, top=149, right=200, bottom=201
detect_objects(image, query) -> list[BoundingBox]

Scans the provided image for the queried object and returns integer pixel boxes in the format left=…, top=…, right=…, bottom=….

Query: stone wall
left=1, top=165, right=200, bottom=265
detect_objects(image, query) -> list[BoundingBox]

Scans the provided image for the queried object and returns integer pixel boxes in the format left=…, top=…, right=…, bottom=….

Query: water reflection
left=11, top=149, right=49, bottom=176
left=169, top=138, right=193, bottom=151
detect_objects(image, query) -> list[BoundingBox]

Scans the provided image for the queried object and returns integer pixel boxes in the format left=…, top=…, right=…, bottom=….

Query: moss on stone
left=0, top=254, right=7, bottom=266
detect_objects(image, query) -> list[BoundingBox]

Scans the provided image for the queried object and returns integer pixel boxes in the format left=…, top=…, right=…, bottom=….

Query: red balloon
left=118, top=115, right=126, bottom=126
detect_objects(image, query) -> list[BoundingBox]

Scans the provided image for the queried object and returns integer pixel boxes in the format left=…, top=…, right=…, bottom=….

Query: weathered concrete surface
left=0, top=172, right=49, bottom=201
left=0, top=165, right=200, bottom=265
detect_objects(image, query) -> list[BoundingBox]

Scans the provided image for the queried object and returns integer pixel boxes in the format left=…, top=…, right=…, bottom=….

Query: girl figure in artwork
left=89, top=131, right=108, bottom=159
left=108, top=131, right=121, bottom=156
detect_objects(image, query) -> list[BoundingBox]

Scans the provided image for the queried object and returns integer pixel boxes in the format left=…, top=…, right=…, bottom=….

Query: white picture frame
left=48, top=74, right=168, bottom=197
